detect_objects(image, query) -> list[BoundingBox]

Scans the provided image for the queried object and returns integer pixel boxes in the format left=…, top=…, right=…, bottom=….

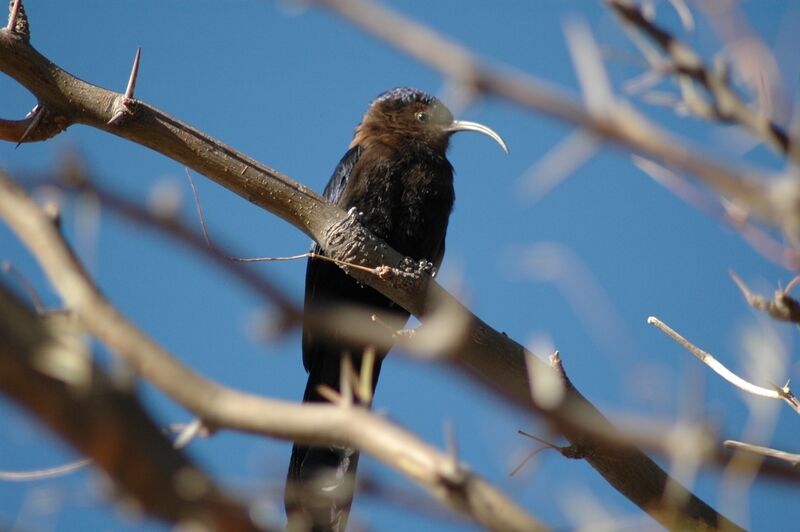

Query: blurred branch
left=0, top=172, right=545, bottom=532
left=730, top=271, right=800, bottom=325
left=0, top=458, right=91, bottom=482
left=695, top=0, right=790, bottom=131
left=634, top=156, right=800, bottom=271
left=608, top=0, right=797, bottom=163
left=0, top=283, right=262, bottom=531
left=314, top=0, right=800, bottom=241
left=65, top=171, right=302, bottom=328
left=0, top=4, right=746, bottom=529
left=648, top=316, right=800, bottom=414
left=724, top=441, right=800, bottom=467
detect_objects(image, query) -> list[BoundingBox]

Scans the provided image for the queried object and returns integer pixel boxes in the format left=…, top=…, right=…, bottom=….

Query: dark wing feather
left=287, top=144, right=408, bottom=530
left=324, top=145, right=360, bottom=205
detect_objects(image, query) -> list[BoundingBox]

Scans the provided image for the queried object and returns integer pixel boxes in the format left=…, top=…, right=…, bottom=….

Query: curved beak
left=446, top=119, right=509, bottom=154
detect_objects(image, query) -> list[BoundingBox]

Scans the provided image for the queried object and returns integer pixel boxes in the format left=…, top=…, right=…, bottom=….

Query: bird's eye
left=415, top=111, right=429, bottom=123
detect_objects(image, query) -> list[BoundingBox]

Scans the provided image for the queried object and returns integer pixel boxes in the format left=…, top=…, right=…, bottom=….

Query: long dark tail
left=285, top=354, right=382, bottom=532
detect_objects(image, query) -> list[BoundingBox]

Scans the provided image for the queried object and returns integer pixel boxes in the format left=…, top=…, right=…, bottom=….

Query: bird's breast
left=346, top=150, right=455, bottom=262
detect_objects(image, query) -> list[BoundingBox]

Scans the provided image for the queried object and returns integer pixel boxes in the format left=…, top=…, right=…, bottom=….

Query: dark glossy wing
left=301, top=146, right=407, bottom=374
left=322, top=145, right=361, bottom=205
left=302, top=145, right=375, bottom=372
left=287, top=145, right=407, bottom=530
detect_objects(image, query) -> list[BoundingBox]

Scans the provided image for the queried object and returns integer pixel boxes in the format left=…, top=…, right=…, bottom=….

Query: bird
left=285, top=87, right=507, bottom=532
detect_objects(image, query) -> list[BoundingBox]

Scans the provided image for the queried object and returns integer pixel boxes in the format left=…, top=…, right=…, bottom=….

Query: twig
left=64, top=175, right=302, bottom=325
left=730, top=270, right=800, bottom=324
left=647, top=316, right=800, bottom=413
left=0, top=458, right=91, bottom=481
left=724, top=440, right=800, bottom=467
left=634, top=156, right=800, bottom=271
left=187, top=170, right=389, bottom=277
left=510, top=430, right=568, bottom=476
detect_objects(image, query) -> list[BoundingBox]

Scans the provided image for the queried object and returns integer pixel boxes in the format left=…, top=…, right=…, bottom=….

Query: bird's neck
left=350, top=125, right=449, bottom=156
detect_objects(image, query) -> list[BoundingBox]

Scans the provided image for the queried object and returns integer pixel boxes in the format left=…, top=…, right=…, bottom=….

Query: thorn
left=107, top=48, right=142, bottom=126
left=729, top=270, right=756, bottom=304
left=6, top=0, right=20, bottom=32
left=784, top=274, right=800, bottom=295
left=41, top=198, right=62, bottom=229
left=444, top=419, right=459, bottom=466
left=108, top=110, right=125, bottom=125
left=16, top=104, right=44, bottom=148
left=173, top=419, right=204, bottom=449
left=124, top=47, right=141, bottom=99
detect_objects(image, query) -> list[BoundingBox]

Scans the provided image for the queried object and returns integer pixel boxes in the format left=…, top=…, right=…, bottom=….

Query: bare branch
left=0, top=284, right=263, bottom=531
left=647, top=316, right=800, bottom=414
left=0, top=171, right=545, bottom=532
left=0, top=458, right=91, bottom=482
left=634, top=156, right=800, bottom=271
left=65, top=175, right=302, bottom=325
left=724, top=441, right=800, bottom=467
left=314, top=0, right=797, bottom=239
left=0, top=12, right=745, bottom=528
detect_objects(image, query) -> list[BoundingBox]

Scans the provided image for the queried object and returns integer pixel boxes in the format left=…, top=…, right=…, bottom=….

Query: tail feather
left=285, top=354, right=382, bottom=532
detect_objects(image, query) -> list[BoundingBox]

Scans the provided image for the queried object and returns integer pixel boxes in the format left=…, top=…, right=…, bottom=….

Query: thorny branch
left=0, top=283, right=263, bottom=531
left=1, top=1, right=788, bottom=529
left=0, top=171, right=544, bottom=532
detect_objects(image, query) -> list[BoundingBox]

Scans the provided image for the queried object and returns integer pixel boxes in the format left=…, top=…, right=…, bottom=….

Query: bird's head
left=351, top=87, right=508, bottom=155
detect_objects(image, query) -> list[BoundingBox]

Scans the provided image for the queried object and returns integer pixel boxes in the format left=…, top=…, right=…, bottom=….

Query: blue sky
left=1, top=1, right=798, bottom=530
